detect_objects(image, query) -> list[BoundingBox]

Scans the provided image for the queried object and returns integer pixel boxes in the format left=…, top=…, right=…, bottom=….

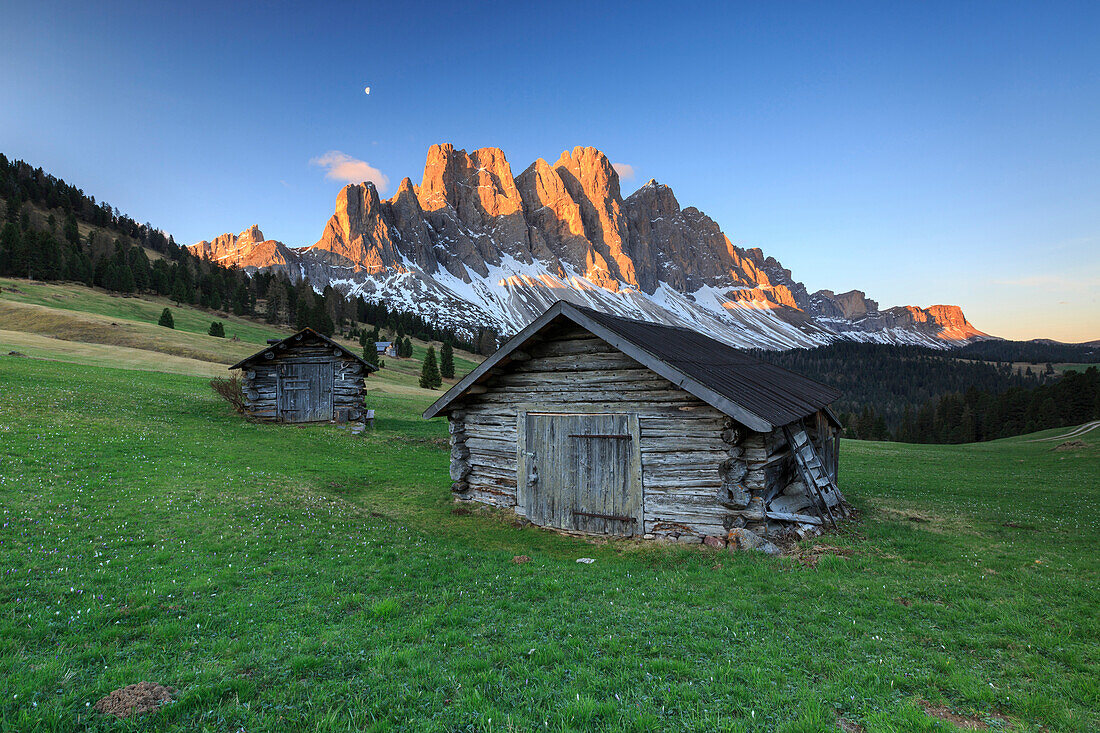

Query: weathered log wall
left=446, top=325, right=842, bottom=546
left=240, top=342, right=368, bottom=423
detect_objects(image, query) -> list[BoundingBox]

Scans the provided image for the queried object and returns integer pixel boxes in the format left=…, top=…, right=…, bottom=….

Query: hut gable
left=424, top=302, right=848, bottom=549
left=231, top=328, right=374, bottom=423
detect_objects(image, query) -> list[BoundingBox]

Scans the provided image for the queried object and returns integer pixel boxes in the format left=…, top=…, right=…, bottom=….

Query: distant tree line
left=954, top=339, right=1099, bottom=364
left=895, top=367, right=1100, bottom=443
left=751, top=342, right=1099, bottom=443
left=749, top=342, right=1043, bottom=429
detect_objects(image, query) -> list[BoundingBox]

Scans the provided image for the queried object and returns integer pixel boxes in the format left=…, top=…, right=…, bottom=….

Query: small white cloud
left=310, top=150, right=389, bottom=191
left=612, top=162, right=635, bottom=181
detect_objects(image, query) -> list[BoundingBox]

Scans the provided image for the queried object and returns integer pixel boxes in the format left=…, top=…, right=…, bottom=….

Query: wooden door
left=522, top=413, right=641, bottom=536
left=277, top=362, right=333, bottom=422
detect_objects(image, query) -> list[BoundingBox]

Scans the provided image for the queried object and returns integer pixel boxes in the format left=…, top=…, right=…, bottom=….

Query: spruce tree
left=264, top=295, right=279, bottom=323
left=363, top=337, right=379, bottom=368
left=440, top=341, right=455, bottom=379
left=0, top=223, right=19, bottom=275
left=208, top=321, right=225, bottom=337
left=419, top=346, right=442, bottom=389
left=158, top=307, right=174, bottom=329
left=478, top=328, right=498, bottom=356
left=170, top=276, right=188, bottom=306
left=295, top=289, right=313, bottom=330
left=63, top=213, right=80, bottom=246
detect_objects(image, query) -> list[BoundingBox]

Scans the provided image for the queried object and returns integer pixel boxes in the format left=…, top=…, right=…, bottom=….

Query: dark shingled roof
left=572, top=305, right=840, bottom=428
left=423, top=301, right=839, bottom=430
left=230, top=327, right=377, bottom=371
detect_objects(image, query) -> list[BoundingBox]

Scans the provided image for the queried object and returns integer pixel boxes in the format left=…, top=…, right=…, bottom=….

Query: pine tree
left=128, top=247, right=151, bottom=291
left=363, top=337, right=379, bottom=368
left=0, top=222, right=20, bottom=275
left=295, top=289, right=313, bottom=330
left=170, top=275, right=188, bottom=306
left=208, top=321, right=225, bottom=337
left=478, top=328, right=498, bottom=356
left=440, top=341, right=455, bottom=379
left=311, top=305, right=335, bottom=336
left=264, top=294, right=279, bottom=323
left=158, top=307, right=174, bottom=329
left=419, top=346, right=442, bottom=389
left=63, top=213, right=80, bottom=246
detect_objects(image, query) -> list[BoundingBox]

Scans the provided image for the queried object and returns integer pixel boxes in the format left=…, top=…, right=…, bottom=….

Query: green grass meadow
left=1, top=354, right=1097, bottom=731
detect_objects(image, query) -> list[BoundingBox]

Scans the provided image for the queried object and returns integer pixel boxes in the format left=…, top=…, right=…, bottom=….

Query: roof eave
left=422, top=302, right=774, bottom=432
left=229, top=327, right=377, bottom=372
left=423, top=302, right=568, bottom=419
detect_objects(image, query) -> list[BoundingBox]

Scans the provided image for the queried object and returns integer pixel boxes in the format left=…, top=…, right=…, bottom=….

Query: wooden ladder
left=783, top=423, right=847, bottom=528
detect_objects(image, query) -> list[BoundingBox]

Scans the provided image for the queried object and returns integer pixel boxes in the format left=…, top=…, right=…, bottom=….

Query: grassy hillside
left=1, top=278, right=286, bottom=345
left=0, top=355, right=1096, bottom=731
left=0, top=277, right=480, bottom=390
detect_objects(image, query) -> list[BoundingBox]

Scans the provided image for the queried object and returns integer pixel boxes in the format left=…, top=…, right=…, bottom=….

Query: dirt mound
left=1054, top=440, right=1086, bottom=451
left=93, top=682, right=176, bottom=719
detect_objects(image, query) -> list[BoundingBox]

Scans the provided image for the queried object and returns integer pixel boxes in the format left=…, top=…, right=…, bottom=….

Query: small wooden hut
left=423, top=301, right=848, bottom=551
left=230, top=327, right=376, bottom=423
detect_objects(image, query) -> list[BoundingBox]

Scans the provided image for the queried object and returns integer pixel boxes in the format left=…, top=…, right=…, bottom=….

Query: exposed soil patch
left=918, top=699, right=1011, bottom=730
left=1054, top=440, right=1086, bottom=451
left=837, top=716, right=866, bottom=733
left=93, top=682, right=177, bottom=719
left=791, top=543, right=855, bottom=568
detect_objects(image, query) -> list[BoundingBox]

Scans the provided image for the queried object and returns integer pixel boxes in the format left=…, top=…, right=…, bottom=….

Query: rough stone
left=727, top=528, right=782, bottom=555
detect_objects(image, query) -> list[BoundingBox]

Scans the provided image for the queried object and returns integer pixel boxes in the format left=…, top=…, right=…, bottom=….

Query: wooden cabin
left=230, top=328, right=376, bottom=423
left=424, top=301, right=848, bottom=551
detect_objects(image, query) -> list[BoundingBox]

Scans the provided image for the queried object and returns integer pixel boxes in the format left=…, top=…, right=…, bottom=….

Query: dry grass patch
left=0, top=299, right=256, bottom=363
left=864, top=497, right=982, bottom=535
left=0, top=329, right=229, bottom=376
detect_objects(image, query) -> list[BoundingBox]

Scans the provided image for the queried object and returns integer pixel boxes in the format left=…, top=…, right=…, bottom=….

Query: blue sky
left=2, top=1, right=1097, bottom=341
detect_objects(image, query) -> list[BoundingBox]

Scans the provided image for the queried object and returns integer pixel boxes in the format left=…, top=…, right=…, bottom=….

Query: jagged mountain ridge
left=189, top=144, right=986, bottom=349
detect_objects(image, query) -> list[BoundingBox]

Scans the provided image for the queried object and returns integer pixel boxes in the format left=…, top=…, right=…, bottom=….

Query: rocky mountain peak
left=189, top=142, right=987, bottom=349
left=239, top=225, right=265, bottom=244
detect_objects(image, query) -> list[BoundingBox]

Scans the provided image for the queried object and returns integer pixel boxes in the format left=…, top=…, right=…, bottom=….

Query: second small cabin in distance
left=230, top=327, right=376, bottom=423
left=424, top=301, right=848, bottom=550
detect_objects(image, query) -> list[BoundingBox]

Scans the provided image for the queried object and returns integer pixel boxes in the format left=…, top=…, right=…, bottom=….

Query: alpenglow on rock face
left=189, top=144, right=987, bottom=349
